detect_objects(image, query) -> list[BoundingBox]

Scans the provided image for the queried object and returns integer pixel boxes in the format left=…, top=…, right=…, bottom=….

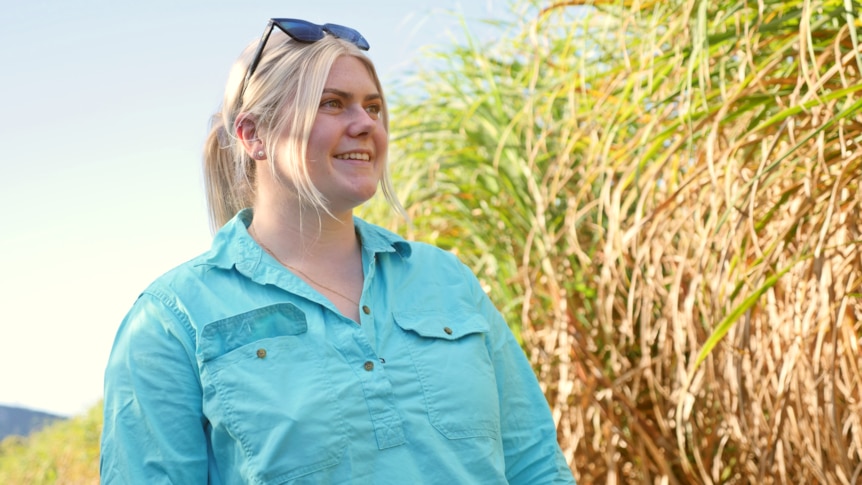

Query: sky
left=0, top=0, right=507, bottom=417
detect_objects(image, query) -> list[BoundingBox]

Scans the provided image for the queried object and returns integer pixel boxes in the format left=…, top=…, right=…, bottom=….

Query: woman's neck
left=249, top=201, right=360, bottom=269
left=249, top=202, right=365, bottom=323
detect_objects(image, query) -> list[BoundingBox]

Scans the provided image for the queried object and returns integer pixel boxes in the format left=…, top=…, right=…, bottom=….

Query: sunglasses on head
left=239, top=18, right=370, bottom=100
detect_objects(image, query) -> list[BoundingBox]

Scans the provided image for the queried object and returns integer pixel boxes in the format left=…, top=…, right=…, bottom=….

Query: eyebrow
left=322, top=88, right=382, bottom=102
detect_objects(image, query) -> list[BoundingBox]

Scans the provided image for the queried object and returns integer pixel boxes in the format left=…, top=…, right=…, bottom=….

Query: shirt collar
left=353, top=216, right=412, bottom=259
left=201, top=208, right=412, bottom=272
left=200, top=208, right=261, bottom=272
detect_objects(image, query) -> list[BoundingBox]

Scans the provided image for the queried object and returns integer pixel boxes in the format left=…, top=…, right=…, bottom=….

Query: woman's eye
left=321, top=99, right=342, bottom=109
left=366, top=104, right=382, bottom=117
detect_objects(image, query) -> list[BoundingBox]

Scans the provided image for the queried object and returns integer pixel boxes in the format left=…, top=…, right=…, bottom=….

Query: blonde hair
left=203, top=30, right=405, bottom=232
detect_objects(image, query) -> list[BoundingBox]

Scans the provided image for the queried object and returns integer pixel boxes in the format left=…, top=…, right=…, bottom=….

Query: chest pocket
left=393, top=310, right=501, bottom=440
left=199, top=303, right=346, bottom=484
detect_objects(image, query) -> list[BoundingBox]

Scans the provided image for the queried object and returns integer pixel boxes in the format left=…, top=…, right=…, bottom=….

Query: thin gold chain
left=249, top=225, right=360, bottom=306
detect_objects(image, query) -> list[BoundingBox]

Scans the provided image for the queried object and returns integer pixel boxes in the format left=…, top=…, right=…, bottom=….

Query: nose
left=347, top=105, right=378, bottom=137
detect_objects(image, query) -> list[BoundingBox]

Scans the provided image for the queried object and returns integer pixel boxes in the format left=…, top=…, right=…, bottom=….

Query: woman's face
left=298, top=55, right=388, bottom=215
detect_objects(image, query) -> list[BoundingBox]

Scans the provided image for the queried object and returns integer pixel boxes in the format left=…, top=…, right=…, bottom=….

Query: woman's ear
left=235, top=115, right=266, bottom=159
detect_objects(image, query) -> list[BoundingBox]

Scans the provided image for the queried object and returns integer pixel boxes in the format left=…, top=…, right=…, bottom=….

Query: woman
left=101, top=18, right=575, bottom=484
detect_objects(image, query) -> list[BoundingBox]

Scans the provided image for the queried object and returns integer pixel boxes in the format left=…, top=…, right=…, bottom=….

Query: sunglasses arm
left=241, top=20, right=276, bottom=98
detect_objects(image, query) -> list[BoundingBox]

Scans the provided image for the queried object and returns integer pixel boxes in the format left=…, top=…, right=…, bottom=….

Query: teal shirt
left=101, top=209, right=575, bottom=484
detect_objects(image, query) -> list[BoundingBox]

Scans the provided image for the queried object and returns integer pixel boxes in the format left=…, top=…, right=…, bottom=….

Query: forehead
left=324, top=56, right=378, bottom=92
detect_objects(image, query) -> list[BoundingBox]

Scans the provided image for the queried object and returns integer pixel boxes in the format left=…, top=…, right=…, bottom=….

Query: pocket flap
left=393, top=311, right=488, bottom=341
left=200, top=303, right=308, bottom=361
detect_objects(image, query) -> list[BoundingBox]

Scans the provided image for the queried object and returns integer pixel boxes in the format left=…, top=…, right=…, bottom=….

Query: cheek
left=375, top=130, right=389, bottom=153
left=306, top=118, right=335, bottom=151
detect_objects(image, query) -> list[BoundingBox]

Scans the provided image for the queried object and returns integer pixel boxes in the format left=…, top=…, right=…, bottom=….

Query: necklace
left=249, top=225, right=360, bottom=306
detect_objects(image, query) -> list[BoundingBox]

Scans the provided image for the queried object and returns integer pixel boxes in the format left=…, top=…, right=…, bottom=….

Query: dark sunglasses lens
left=323, top=24, right=370, bottom=50
left=270, top=18, right=370, bottom=51
left=275, top=19, right=325, bottom=43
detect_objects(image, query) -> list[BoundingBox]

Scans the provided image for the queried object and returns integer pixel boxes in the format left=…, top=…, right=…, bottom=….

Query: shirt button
left=363, top=361, right=374, bottom=371
left=362, top=305, right=371, bottom=315
left=443, top=327, right=453, bottom=335
left=256, top=348, right=267, bottom=358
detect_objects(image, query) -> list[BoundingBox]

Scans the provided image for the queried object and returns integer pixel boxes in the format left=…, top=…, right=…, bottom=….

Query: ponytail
left=203, top=112, right=254, bottom=233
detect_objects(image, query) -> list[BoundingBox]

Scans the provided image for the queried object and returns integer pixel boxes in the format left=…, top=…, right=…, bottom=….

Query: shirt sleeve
left=100, top=291, right=209, bottom=484
left=461, top=263, right=577, bottom=484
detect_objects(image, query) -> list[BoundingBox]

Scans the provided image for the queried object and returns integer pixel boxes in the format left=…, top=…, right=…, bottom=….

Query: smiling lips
left=334, top=152, right=371, bottom=161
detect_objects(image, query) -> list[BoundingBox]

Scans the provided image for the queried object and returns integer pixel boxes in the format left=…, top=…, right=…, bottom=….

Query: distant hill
left=0, top=405, right=66, bottom=441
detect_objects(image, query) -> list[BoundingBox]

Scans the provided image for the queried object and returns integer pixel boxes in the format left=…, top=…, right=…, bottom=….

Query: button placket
left=346, top=339, right=404, bottom=449
left=344, top=249, right=404, bottom=448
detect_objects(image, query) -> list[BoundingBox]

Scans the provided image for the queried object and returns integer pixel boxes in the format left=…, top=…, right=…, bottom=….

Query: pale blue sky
left=0, top=0, right=506, bottom=416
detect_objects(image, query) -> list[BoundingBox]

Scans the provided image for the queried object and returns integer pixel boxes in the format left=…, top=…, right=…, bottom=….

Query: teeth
left=335, top=153, right=370, bottom=161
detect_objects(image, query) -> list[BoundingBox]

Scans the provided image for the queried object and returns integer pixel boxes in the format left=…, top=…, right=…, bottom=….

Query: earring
left=255, top=150, right=265, bottom=159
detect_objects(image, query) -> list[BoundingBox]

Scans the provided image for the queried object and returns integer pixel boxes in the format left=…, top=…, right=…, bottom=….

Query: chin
left=355, top=190, right=379, bottom=205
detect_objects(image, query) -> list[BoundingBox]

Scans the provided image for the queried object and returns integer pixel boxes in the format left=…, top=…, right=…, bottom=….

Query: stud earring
left=256, top=150, right=265, bottom=159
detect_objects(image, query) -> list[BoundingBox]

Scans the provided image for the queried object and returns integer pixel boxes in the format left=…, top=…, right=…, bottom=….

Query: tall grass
left=0, top=404, right=101, bottom=484
left=370, top=0, right=862, bottom=482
